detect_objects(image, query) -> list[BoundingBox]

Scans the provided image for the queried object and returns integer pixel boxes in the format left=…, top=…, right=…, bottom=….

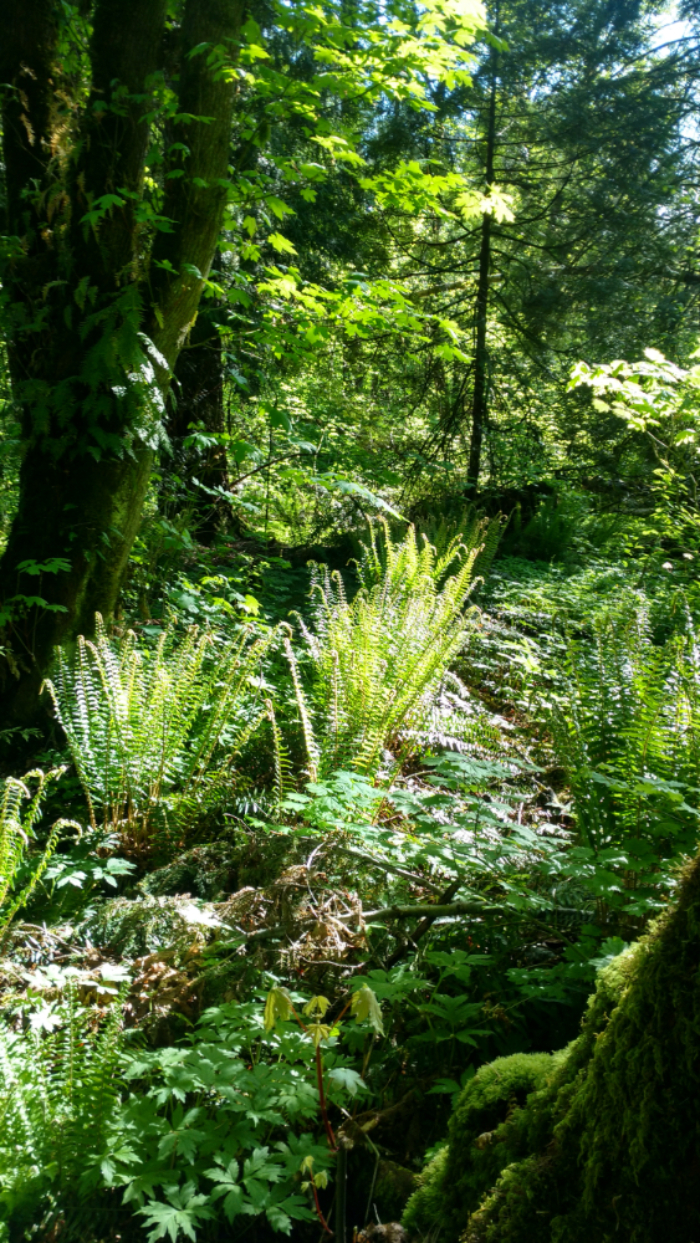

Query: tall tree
left=0, top=0, right=245, bottom=719
left=450, top=0, right=695, bottom=489
left=338, top=0, right=697, bottom=497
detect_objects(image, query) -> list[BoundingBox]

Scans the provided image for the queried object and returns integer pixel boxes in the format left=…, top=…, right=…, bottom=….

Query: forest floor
left=0, top=537, right=689, bottom=1238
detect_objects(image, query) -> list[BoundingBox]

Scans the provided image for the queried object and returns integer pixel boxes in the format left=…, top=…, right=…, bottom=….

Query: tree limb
left=150, top=0, right=247, bottom=368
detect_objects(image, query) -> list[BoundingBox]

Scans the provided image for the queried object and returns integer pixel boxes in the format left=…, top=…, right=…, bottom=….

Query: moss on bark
left=408, top=851, right=700, bottom=1243
left=403, top=1052, right=557, bottom=1239
left=0, top=0, right=245, bottom=723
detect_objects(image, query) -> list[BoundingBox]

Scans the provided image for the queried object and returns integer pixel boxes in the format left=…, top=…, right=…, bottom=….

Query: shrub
left=0, top=985, right=125, bottom=1240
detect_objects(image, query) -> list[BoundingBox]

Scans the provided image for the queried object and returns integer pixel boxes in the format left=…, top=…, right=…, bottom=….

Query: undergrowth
left=2, top=522, right=700, bottom=1243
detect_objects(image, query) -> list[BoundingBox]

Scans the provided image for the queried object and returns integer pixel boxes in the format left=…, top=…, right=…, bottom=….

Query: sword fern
left=45, top=618, right=277, bottom=844
left=289, top=520, right=489, bottom=776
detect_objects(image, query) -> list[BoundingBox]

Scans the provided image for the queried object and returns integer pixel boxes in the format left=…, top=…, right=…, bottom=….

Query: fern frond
left=287, top=519, right=489, bottom=777
left=0, top=768, right=71, bottom=939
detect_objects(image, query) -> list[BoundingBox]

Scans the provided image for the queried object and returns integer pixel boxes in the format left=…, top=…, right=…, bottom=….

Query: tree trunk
left=462, top=847, right=700, bottom=1243
left=466, top=46, right=498, bottom=496
left=168, top=305, right=234, bottom=545
left=0, top=0, right=245, bottom=722
left=406, top=848, right=700, bottom=1243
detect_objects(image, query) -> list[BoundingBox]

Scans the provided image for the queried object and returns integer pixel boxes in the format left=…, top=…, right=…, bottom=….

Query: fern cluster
left=46, top=617, right=277, bottom=842
left=289, top=521, right=486, bottom=776
left=408, top=506, right=503, bottom=582
left=0, top=987, right=125, bottom=1238
left=552, top=593, right=700, bottom=905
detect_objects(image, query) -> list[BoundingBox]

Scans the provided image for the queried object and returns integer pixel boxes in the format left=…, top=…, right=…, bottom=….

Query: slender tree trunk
left=169, top=307, right=234, bottom=544
left=0, top=0, right=246, bottom=722
left=467, top=46, right=499, bottom=495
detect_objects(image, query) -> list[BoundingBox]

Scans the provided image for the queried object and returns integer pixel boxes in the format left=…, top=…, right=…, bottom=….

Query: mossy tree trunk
left=0, top=0, right=245, bottom=721
left=462, top=849, right=700, bottom=1243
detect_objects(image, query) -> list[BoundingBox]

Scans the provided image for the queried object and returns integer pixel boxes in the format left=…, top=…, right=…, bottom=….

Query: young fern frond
left=283, top=633, right=320, bottom=780
left=266, top=699, right=294, bottom=801
left=0, top=768, right=76, bottom=938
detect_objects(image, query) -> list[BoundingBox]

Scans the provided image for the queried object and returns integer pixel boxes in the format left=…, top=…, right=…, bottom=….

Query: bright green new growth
left=290, top=520, right=487, bottom=776
left=45, top=617, right=276, bottom=841
left=402, top=1052, right=557, bottom=1239
left=0, top=768, right=75, bottom=935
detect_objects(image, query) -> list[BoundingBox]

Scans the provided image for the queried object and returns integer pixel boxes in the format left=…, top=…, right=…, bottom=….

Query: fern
left=45, top=617, right=278, bottom=844
left=409, top=506, right=504, bottom=583
left=552, top=592, right=700, bottom=908
left=288, top=520, right=488, bottom=776
left=0, top=986, right=126, bottom=1236
left=0, top=768, right=77, bottom=937
left=266, top=698, right=294, bottom=800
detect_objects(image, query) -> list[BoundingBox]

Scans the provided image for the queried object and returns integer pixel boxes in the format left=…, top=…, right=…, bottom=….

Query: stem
left=316, top=1043, right=337, bottom=1151
left=335, top=1143, right=348, bottom=1243
left=311, top=1181, right=333, bottom=1236
left=288, top=1003, right=337, bottom=1152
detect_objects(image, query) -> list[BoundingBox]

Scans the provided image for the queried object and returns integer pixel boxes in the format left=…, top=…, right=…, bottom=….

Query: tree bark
left=466, top=44, right=498, bottom=496
left=168, top=305, right=234, bottom=544
left=0, top=0, right=246, bottom=722
left=462, top=848, right=700, bottom=1243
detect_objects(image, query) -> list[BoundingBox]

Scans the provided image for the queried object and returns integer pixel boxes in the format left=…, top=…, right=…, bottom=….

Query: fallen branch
left=364, top=899, right=494, bottom=921
left=335, top=844, right=443, bottom=894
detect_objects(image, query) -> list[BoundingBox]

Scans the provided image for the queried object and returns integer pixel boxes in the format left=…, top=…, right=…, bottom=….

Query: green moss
left=463, top=851, right=700, bottom=1243
left=77, top=894, right=217, bottom=958
left=140, top=840, right=240, bottom=901
left=403, top=1052, right=556, bottom=1240
left=403, top=1144, right=449, bottom=1235
left=373, top=1160, right=418, bottom=1221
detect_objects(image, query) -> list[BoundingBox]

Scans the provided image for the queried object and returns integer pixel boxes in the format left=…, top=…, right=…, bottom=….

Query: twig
left=364, top=1151, right=380, bottom=1227
left=335, top=844, right=443, bottom=893
left=385, top=879, right=463, bottom=968
left=365, top=898, right=493, bottom=921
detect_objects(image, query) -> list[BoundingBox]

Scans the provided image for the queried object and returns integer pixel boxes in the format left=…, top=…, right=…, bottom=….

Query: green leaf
left=267, top=232, right=297, bottom=255
left=351, top=984, right=384, bottom=1035
left=264, top=987, right=294, bottom=1031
